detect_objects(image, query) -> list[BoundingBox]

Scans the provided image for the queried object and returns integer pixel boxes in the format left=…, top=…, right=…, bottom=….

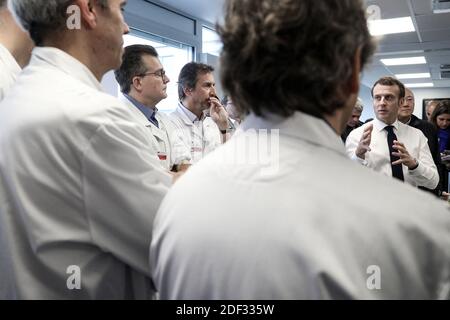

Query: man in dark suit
left=398, top=87, right=445, bottom=195
left=341, top=98, right=364, bottom=142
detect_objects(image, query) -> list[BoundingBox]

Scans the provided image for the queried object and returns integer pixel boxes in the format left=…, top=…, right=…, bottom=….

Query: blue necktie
left=385, top=125, right=404, bottom=181
left=149, top=113, right=159, bottom=128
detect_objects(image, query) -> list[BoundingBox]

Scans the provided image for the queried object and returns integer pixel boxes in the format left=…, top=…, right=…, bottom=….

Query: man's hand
left=391, top=141, right=418, bottom=169
left=356, top=124, right=373, bottom=159
left=168, top=170, right=187, bottom=183
left=209, top=96, right=229, bottom=131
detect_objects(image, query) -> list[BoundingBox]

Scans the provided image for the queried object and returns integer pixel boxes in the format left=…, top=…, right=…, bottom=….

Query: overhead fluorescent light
left=395, top=73, right=431, bottom=79
left=381, top=56, right=427, bottom=66
left=404, top=83, right=434, bottom=88
left=375, top=50, right=424, bottom=57
left=368, top=17, right=415, bottom=36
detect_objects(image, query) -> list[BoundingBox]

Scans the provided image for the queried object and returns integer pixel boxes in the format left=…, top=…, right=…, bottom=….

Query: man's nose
left=123, top=22, right=130, bottom=35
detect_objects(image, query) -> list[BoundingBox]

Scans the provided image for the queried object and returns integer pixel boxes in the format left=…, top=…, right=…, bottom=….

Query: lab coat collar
left=32, top=47, right=102, bottom=91
left=240, top=111, right=346, bottom=156
left=0, top=43, right=21, bottom=76
left=176, top=101, right=202, bottom=126
left=373, top=117, right=399, bottom=133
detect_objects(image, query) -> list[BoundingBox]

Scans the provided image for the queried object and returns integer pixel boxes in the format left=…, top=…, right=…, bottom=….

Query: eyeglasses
left=137, top=69, right=166, bottom=80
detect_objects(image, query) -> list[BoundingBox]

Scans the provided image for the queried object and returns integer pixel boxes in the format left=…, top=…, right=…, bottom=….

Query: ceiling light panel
left=404, top=83, right=434, bottom=88
left=381, top=57, right=427, bottom=66
left=368, top=17, right=415, bottom=36
left=395, top=73, right=431, bottom=79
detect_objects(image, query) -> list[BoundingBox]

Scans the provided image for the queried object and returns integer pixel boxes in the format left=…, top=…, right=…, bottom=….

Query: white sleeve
left=408, top=134, right=439, bottom=189
left=345, top=129, right=368, bottom=166
left=82, top=119, right=171, bottom=276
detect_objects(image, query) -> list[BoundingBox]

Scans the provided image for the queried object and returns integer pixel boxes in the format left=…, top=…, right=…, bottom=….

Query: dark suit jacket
left=341, top=121, right=363, bottom=143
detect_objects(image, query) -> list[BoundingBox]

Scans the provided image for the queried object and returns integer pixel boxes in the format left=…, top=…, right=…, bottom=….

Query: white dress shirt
left=0, top=43, right=21, bottom=101
left=150, top=111, right=450, bottom=299
left=119, top=95, right=191, bottom=170
left=346, top=118, right=439, bottom=189
left=169, top=102, right=222, bottom=163
left=0, top=47, right=171, bottom=299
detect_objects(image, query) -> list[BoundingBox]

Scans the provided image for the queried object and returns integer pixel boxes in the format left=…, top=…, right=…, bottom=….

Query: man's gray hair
left=354, top=98, right=364, bottom=112
left=9, top=0, right=108, bottom=45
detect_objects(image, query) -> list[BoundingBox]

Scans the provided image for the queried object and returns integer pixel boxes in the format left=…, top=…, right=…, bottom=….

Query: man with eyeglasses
left=115, top=44, right=191, bottom=172
left=346, top=77, right=438, bottom=189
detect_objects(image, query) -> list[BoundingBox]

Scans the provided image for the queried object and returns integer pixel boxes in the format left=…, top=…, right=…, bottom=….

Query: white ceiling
left=363, top=0, right=450, bottom=88
left=150, top=0, right=450, bottom=89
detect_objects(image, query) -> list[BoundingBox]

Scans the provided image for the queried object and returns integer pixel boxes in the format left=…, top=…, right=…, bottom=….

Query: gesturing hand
left=391, top=141, right=418, bottom=169
left=356, top=124, right=373, bottom=160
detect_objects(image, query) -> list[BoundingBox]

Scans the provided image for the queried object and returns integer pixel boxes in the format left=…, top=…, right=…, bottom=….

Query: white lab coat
left=170, top=103, right=222, bottom=163
left=0, top=43, right=21, bottom=101
left=119, top=95, right=191, bottom=170
left=151, top=111, right=450, bottom=299
left=0, top=47, right=172, bottom=299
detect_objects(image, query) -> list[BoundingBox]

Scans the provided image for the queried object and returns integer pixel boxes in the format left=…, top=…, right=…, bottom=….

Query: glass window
left=202, top=27, right=222, bottom=57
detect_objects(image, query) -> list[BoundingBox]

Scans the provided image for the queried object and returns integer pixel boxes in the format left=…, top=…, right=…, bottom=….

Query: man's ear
left=74, top=0, right=97, bottom=29
left=131, top=76, right=143, bottom=92
left=348, top=47, right=362, bottom=95
left=183, top=87, right=192, bottom=97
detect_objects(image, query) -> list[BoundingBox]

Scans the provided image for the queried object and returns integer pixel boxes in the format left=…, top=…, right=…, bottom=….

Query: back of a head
left=218, top=0, right=376, bottom=119
left=0, top=0, right=6, bottom=9
left=9, top=0, right=108, bottom=46
left=115, top=44, right=159, bottom=94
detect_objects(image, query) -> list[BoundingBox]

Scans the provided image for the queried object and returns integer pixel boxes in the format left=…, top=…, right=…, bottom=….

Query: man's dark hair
left=371, top=77, right=406, bottom=100
left=217, top=0, right=376, bottom=118
left=0, top=0, right=6, bottom=8
left=178, top=62, right=214, bottom=100
left=115, top=44, right=159, bottom=94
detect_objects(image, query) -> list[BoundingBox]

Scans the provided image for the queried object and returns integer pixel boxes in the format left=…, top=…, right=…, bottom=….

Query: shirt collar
left=373, top=117, right=399, bottom=132
left=0, top=43, right=21, bottom=77
left=31, top=47, right=102, bottom=91
left=239, top=111, right=346, bottom=156
left=124, top=94, right=158, bottom=120
left=178, top=101, right=205, bottom=123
